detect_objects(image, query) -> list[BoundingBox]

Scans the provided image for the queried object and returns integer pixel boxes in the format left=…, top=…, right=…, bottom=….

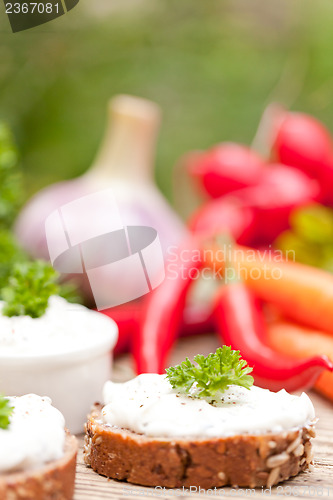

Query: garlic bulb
left=15, top=95, right=187, bottom=307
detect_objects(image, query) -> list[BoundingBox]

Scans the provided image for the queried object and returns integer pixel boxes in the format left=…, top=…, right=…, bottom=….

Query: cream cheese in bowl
left=0, top=296, right=118, bottom=433
left=0, top=394, right=65, bottom=473
left=102, top=374, right=315, bottom=438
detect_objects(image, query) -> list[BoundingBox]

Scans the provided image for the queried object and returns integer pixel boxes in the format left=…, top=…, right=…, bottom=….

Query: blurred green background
left=1, top=0, right=333, bottom=203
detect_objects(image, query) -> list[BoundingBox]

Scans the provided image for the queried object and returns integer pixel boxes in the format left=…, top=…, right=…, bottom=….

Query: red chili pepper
left=187, top=143, right=264, bottom=199
left=188, top=197, right=255, bottom=245
left=134, top=237, right=203, bottom=374
left=234, top=164, right=320, bottom=244
left=213, top=281, right=333, bottom=392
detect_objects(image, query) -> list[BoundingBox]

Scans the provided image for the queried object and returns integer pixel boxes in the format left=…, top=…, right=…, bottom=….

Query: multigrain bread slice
left=0, top=432, right=78, bottom=500
left=84, top=404, right=315, bottom=489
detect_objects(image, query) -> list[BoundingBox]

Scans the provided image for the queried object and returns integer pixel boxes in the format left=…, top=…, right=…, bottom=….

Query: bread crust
left=84, top=405, right=315, bottom=489
left=0, top=432, right=78, bottom=500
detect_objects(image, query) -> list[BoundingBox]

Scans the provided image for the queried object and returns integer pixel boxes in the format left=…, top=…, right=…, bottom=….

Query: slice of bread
left=84, top=404, right=315, bottom=489
left=0, top=432, right=78, bottom=500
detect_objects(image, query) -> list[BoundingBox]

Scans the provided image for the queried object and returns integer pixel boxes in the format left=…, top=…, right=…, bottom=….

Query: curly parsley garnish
left=2, top=260, right=60, bottom=318
left=166, top=346, right=254, bottom=398
left=0, top=395, right=13, bottom=430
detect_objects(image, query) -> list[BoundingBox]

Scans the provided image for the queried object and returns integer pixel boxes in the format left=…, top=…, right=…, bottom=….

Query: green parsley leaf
left=166, top=346, right=254, bottom=398
left=0, top=395, right=13, bottom=430
left=2, top=260, right=60, bottom=318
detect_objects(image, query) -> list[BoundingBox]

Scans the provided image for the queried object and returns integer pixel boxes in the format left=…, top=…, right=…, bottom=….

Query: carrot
left=267, top=320, right=333, bottom=402
left=205, top=243, right=333, bottom=335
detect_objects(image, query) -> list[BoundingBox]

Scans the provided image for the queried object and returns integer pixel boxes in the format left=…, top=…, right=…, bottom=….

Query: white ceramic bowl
left=0, top=297, right=118, bottom=434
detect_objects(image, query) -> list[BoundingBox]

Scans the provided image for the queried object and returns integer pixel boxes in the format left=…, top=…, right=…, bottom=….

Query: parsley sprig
left=0, top=395, right=13, bottom=430
left=166, top=346, right=254, bottom=398
left=2, top=260, right=60, bottom=318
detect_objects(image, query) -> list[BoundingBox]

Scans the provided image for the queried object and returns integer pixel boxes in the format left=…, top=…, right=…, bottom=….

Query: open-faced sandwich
left=84, top=347, right=316, bottom=489
left=0, top=393, right=77, bottom=500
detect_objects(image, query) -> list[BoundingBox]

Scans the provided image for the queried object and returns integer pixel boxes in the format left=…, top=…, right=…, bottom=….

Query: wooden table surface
left=74, top=335, right=333, bottom=500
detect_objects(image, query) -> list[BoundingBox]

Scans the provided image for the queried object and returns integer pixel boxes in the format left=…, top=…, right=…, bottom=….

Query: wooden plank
left=74, top=336, right=333, bottom=500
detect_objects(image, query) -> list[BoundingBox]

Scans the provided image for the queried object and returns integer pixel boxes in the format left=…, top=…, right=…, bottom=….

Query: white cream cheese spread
left=0, top=394, right=65, bottom=473
left=102, top=374, right=315, bottom=438
left=0, top=295, right=115, bottom=357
